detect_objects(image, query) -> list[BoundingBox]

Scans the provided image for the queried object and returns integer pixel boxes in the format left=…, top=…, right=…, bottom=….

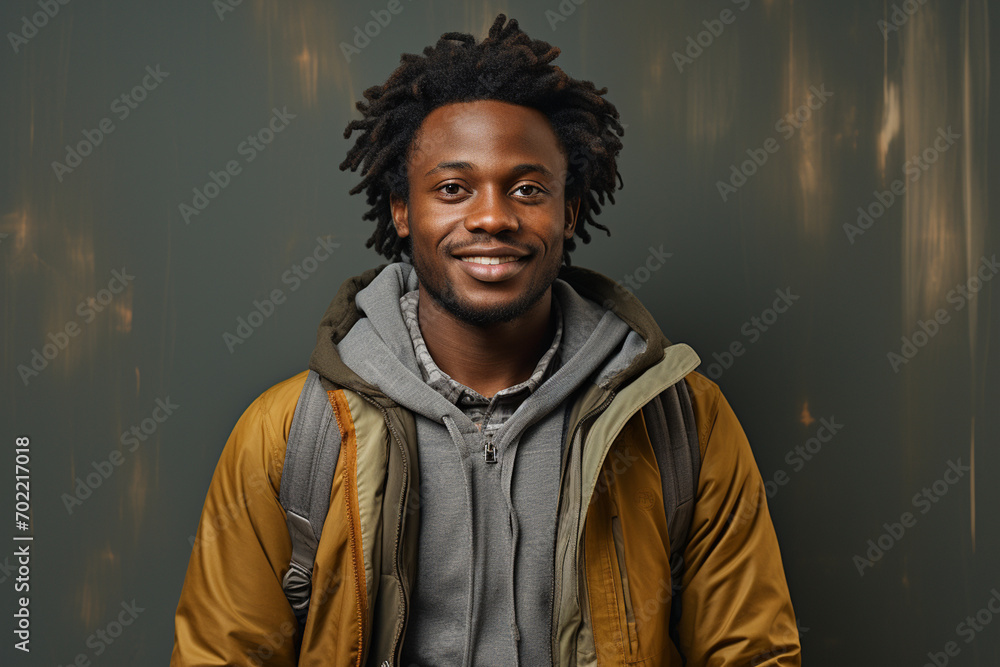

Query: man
left=171, top=13, right=800, bottom=667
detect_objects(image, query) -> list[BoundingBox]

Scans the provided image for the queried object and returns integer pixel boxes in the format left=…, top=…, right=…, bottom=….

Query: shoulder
left=682, top=370, right=722, bottom=458
left=246, top=369, right=311, bottom=444
left=682, top=370, right=762, bottom=490
left=682, top=370, right=752, bottom=461
left=219, top=370, right=310, bottom=495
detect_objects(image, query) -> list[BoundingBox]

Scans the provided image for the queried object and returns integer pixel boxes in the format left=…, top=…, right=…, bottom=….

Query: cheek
left=547, top=203, right=572, bottom=240
left=405, top=214, right=448, bottom=255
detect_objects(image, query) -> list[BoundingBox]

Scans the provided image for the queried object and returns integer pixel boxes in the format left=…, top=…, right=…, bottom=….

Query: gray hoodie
left=336, top=262, right=648, bottom=667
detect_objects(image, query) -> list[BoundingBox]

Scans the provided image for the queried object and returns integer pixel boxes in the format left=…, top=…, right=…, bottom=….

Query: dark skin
left=390, top=100, right=581, bottom=398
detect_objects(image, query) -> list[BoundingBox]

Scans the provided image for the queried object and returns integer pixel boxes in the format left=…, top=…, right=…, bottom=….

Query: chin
left=432, top=281, right=547, bottom=327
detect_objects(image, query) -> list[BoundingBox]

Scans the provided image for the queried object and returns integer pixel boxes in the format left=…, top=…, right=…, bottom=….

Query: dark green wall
left=1, top=0, right=997, bottom=664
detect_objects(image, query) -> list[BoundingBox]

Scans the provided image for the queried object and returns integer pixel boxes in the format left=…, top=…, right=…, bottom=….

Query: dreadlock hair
left=338, top=12, right=625, bottom=265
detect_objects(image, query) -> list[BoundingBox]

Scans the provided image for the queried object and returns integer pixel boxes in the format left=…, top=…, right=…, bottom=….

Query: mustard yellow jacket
left=171, top=264, right=801, bottom=666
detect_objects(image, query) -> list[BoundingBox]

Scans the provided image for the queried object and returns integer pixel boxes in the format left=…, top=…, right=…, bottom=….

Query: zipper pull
left=483, top=430, right=497, bottom=464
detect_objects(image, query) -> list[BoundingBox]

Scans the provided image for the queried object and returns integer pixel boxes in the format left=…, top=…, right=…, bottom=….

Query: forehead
left=407, top=100, right=566, bottom=167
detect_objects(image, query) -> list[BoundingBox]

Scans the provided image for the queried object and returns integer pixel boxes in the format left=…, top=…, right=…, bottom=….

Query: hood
left=307, top=261, right=676, bottom=404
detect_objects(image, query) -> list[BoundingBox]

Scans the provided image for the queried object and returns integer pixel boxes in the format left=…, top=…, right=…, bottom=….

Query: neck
left=417, top=286, right=557, bottom=399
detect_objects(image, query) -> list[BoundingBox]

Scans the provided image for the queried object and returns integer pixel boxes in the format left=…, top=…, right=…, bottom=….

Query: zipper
left=550, top=388, right=616, bottom=667
left=483, top=428, right=497, bottom=463
left=344, top=431, right=366, bottom=667
left=550, top=346, right=701, bottom=664
left=359, top=392, right=410, bottom=667
left=610, top=514, right=637, bottom=654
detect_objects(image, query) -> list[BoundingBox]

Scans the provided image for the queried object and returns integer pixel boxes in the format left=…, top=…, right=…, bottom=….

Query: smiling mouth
left=458, top=256, right=521, bottom=265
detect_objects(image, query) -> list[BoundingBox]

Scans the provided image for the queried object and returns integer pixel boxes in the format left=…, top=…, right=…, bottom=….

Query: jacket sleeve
left=676, top=372, right=801, bottom=666
left=170, top=373, right=306, bottom=666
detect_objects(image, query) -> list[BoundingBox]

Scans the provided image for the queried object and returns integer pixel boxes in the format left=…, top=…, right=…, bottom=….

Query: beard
left=407, top=237, right=562, bottom=327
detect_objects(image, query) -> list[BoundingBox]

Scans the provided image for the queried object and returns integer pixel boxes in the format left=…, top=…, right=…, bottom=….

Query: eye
left=514, top=184, right=544, bottom=197
left=437, top=183, right=466, bottom=197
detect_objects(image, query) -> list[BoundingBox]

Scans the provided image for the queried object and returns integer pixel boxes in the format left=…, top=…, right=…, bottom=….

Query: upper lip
left=451, top=246, right=529, bottom=258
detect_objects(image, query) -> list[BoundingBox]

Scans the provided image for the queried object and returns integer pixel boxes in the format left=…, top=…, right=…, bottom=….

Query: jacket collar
left=308, top=262, right=675, bottom=403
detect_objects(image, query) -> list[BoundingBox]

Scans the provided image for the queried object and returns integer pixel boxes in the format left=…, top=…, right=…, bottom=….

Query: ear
left=390, top=193, right=410, bottom=238
left=563, top=196, right=580, bottom=240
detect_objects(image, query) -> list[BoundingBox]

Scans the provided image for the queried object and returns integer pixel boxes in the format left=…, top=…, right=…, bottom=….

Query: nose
left=464, top=185, right=519, bottom=235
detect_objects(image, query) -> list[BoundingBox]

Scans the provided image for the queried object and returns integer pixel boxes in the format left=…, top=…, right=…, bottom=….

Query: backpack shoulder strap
left=639, top=374, right=700, bottom=652
left=279, top=369, right=344, bottom=629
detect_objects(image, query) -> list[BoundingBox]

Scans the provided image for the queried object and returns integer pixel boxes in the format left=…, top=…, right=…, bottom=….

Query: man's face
left=390, top=99, right=579, bottom=327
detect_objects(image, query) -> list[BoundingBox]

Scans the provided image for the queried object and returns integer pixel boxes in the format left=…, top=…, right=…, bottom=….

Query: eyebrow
left=423, top=161, right=556, bottom=180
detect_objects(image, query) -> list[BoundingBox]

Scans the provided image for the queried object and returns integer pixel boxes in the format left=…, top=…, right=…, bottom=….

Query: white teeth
left=459, top=256, right=519, bottom=265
